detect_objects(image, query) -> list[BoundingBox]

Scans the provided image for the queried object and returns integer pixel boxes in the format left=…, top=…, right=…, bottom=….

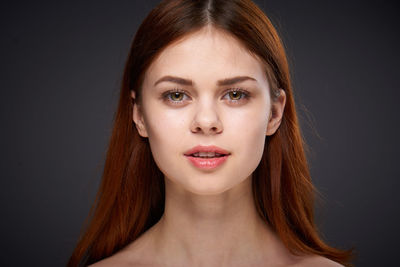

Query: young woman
left=68, top=0, right=353, bottom=266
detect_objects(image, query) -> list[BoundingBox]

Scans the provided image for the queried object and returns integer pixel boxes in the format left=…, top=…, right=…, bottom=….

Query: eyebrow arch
left=154, top=75, right=257, bottom=87
left=154, top=76, right=193, bottom=86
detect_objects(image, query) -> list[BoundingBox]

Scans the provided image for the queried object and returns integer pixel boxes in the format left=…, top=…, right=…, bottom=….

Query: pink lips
left=184, top=145, right=231, bottom=170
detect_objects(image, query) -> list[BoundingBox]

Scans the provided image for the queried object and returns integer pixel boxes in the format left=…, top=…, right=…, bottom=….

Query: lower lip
left=185, top=155, right=229, bottom=170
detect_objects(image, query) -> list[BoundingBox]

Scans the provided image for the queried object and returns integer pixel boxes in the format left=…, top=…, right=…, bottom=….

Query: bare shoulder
left=89, top=229, right=159, bottom=267
left=88, top=251, right=135, bottom=267
left=88, top=242, right=151, bottom=267
left=294, top=255, right=344, bottom=267
left=88, top=246, right=157, bottom=267
left=89, top=252, right=153, bottom=267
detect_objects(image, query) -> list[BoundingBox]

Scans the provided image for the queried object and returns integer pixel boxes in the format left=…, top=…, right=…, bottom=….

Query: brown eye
left=170, top=92, right=184, bottom=101
left=222, top=88, right=250, bottom=104
left=163, top=90, right=190, bottom=105
left=228, top=91, right=242, bottom=100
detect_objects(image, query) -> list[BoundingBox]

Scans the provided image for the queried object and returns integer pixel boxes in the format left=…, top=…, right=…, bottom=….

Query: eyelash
left=162, top=88, right=251, bottom=106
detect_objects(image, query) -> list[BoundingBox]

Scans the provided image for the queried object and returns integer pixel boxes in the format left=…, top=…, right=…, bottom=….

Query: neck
left=147, top=176, right=287, bottom=266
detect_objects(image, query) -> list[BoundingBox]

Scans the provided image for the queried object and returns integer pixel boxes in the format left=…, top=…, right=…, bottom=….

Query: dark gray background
left=1, top=0, right=398, bottom=266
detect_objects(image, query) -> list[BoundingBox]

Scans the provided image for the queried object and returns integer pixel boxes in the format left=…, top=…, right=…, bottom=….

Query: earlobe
left=131, top=90, right=149, bottom=138
left=266, top=89, right=286, bottom=136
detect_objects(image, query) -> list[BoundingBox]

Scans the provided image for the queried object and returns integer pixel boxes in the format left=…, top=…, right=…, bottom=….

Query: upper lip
left=184, top=145, right=231, bottom=156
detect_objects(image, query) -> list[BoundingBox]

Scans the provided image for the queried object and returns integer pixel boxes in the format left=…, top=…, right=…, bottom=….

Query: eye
left=170, top=92, right=184, bottom=101
left=222, top=88, right=250, bottom=104
left=162, top=89, right=190, bottom=105
left=228, top=91, right=243, bottom=100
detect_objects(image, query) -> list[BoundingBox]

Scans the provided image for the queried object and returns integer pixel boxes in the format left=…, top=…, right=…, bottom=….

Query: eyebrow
left=153, top=75, right=257, bottom=87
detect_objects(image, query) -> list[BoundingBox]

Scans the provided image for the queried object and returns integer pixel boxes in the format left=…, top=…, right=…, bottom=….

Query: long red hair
left=68, top=0, right=353, bottom=266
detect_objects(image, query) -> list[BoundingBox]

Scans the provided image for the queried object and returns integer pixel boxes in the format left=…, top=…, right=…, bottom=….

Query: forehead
left=143, top=26, right=267, bottom=86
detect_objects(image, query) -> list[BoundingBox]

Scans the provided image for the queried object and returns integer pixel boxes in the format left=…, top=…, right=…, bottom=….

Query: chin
left=164, top=174, right=231, bottom=196
left=186, top=186, right=231, bottom=196
left=182, top=176, right=246, bottom=196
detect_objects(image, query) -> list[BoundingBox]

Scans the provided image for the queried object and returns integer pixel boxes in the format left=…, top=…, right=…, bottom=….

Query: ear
left=266, top=89, right=286, bottom=136
left=131, top=90, right=149, bottom=137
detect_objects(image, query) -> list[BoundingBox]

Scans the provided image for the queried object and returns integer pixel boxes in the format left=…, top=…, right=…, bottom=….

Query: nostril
left=190, top=119, right=223, bottom=134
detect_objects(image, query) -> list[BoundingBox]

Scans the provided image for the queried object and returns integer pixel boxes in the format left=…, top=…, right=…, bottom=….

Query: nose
left=190, top=100, right=223, bottom=135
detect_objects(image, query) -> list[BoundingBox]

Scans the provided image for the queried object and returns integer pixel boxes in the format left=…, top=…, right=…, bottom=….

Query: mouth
left=189, top=152, right=226, bottom=158
left=184, top=145, right=231, bottom=158
left=184, top=145, right=231, bottom=170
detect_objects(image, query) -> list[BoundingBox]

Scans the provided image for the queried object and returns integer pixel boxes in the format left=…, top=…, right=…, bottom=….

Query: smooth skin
left=91, top=26, right=342, bottom=267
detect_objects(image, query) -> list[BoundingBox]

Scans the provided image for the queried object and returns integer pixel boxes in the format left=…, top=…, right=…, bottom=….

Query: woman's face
left=132, top=26, right=285, bottom=195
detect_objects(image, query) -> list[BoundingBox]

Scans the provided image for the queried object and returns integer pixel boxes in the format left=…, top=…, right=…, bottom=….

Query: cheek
left=223, top=100, right=269, bottom=135
left=142, top=106, right=189, bottom=173
left=145, top=108, right=186, bottom=139
left=222, top=104, right=269, bottom=167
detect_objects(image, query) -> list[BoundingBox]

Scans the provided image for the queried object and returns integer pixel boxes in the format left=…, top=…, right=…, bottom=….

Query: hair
left=68, top=0, right=353, bottom=266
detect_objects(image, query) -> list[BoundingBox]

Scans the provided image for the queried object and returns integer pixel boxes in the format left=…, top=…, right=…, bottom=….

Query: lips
left=184, top=145, right=231, bottom=170
left=184, top=145, right=231, bottom=157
